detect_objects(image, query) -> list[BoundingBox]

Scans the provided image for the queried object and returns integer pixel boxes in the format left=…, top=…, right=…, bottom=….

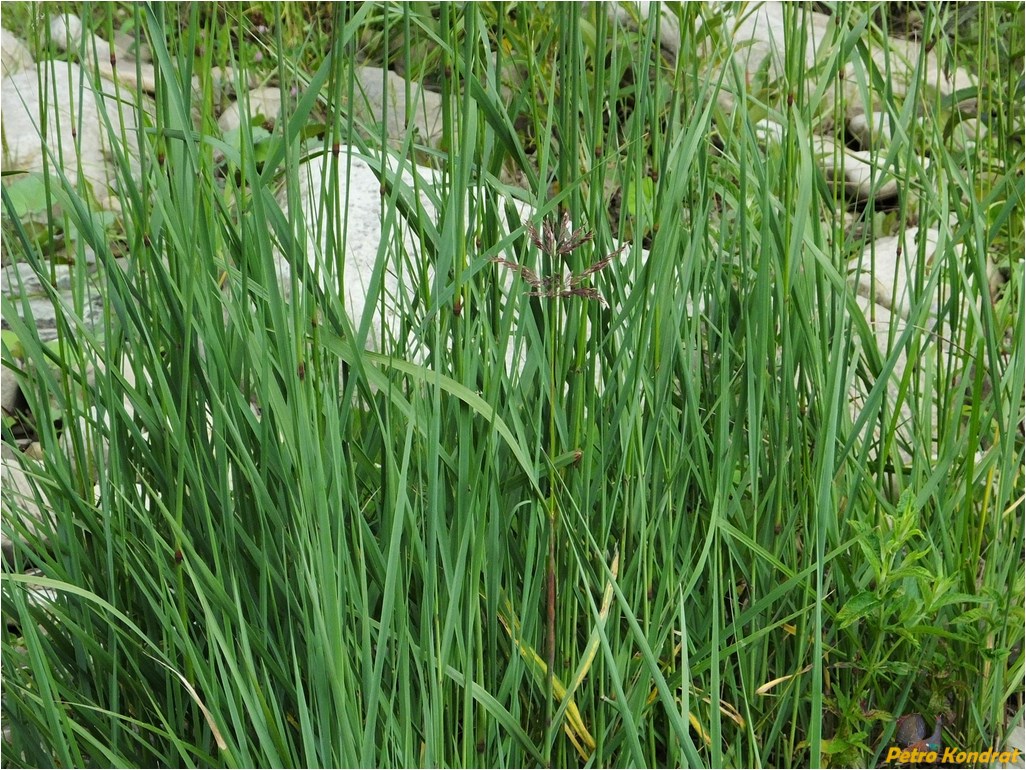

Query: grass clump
left=1, top=2, right=1023, bottom=767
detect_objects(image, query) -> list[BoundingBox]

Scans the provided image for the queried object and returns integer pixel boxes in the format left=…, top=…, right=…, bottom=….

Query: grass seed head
left=494, top=212, right=624, bottom=306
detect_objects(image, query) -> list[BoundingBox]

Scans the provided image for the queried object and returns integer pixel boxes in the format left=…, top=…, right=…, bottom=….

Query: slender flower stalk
left=494, top=211, right=627, bottom=762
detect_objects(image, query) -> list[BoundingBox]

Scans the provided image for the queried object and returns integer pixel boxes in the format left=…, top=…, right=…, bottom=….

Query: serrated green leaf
left=837, top=591, right=883, bottom=628
left=890, top=565, right=934, bottom=582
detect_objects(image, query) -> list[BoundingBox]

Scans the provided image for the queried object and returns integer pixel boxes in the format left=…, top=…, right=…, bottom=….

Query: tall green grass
left=2, top=2, right=1023, bottom=767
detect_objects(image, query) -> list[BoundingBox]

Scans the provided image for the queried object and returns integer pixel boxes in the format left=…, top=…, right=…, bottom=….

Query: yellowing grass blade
left=497, top=596, right=596, bottom=760
left=688, top=711, right=712, bottom=744
left=756, top=664, right=813, bottom=696
left=553, top=545, right=622, bottom=758
left=565, top=545, right=619, bottom=697
left=644, top=680, right=746, bottom=744
left=145, top=652, right=228, bottom=751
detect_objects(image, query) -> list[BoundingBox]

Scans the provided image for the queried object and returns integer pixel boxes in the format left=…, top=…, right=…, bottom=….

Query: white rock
left=994, top=717, right=1026, bottom=769
left=285, top=150, right=435, bottom=348
left=3, top=64, right=109, bottom=207
left=207, top=66, right=250, bottom=104
left=56, top=352, right=140, bottom=484
left=814, top=136, right=901, bottom=202
left=1, top=63, right=143, bottom=211
left=218, top=86, right=284, bottom=133
left=848, top=111, right=912, bottom=151
left=622, top=1, right=978, bottom=122
left=284, top=146, right=529, bottom=348
left=848, top=263, right=987, bottom=472
left=1, top=444, right=50, bottom=568
left=111, top=29, right=151, bottom=63
left=50, top=13, right=231, bottom=107
left=1, top=364, right=20, bottom=416
left=949, top=117, right=988, bottom=152
left=611, top=2, right=681, bottom=54
left=850, top=29, right=978, bottom=119
left=850, top=227, right=957, bottom=320
left=48, top=13, right=86, bottom=50
left=285, top=146, right=637, bottom=385
left=48, top=12, right=150, bottom=70
left=2, top=256, right=121, bottom=342
left=351, top=66, right=444, bottom=149
left=849, top=225, right=997, bottom=348
left=848, top=110, right=983, bottom=154
left=755, top=121, right=900, bottom=201
left=702, top=2, right=841, bottom=114
left=753, top=119, right=785, bottom=145
left=2, top=260, right=77, bottom=296
left=1, top=28, right=33, bottom=78
left=847, top=293, right=930, bottom=468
